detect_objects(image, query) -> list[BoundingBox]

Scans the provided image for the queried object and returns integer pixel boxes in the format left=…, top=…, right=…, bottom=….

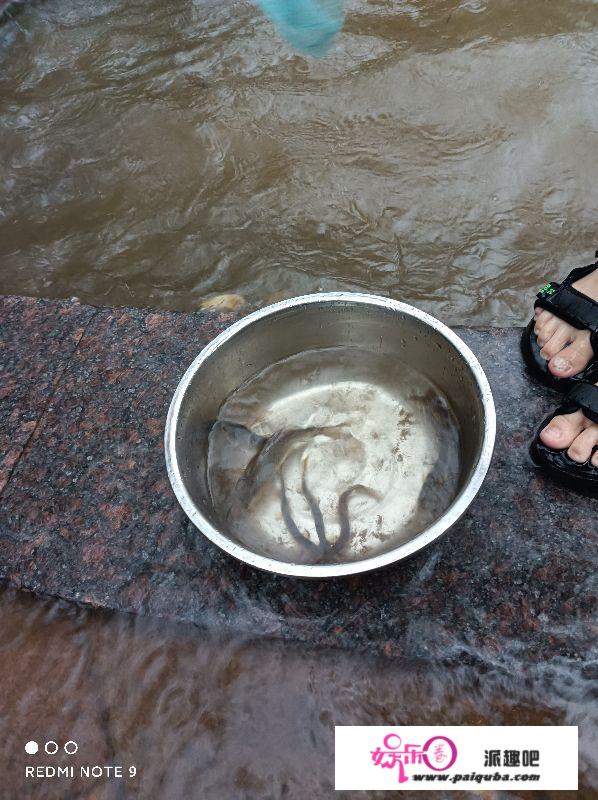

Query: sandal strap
left=535, top=255, right=598, bottom=339
left=565, top=376, right=598, bottom=424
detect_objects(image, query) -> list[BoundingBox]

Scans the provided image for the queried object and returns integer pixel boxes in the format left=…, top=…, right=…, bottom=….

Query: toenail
left=547, top=426, right=562, bottom=440
left=552, top=357, right=569, bottom=371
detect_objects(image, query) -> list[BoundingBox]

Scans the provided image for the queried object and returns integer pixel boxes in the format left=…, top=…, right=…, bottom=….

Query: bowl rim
left=165, top=292, right=496, bottom=578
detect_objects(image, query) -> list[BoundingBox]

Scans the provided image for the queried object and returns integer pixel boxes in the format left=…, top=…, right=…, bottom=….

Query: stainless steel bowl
left=165, top=293, right=495, bottom=578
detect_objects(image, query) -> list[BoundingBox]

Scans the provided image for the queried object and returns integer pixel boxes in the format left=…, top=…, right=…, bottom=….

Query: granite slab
left=0, top=295, right=595, bottom=671
left=0, top=296, right=97, bottom=494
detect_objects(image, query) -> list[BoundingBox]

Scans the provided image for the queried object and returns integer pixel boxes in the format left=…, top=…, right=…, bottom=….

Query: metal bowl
left=165, top=293, right=495, bottom=578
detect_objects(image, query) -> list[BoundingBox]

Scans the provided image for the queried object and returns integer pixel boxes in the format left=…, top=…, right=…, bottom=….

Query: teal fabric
left=257, top=0, right=344, bottom=56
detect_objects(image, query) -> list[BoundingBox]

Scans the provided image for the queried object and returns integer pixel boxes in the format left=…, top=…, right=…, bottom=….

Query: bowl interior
left=169, top=297, right=491, bottom=570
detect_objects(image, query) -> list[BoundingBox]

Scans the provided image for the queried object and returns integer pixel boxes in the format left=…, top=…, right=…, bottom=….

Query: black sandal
left=521, top=253, right=598, bottom=391
left=530, top=366, right=598, bottom=496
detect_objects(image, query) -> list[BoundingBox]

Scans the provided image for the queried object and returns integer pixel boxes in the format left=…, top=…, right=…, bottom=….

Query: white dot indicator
left=25, top=741, right=38, bottom=755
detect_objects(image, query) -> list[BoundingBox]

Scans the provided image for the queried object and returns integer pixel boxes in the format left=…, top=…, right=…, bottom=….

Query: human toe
left=535, top=315, right=560, bottom=346
left=540, top=329, right=571, bottom=360
left=539, top=410, right=585, bottom=451
left=548, top=333, right=593, bottom=377
left=567, top=426, right=598, bottom=464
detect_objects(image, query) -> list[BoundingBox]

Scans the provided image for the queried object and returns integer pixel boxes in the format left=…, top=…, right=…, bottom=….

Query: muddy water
left=208, top=346, right=460, bottom=563
left=1, top=0, right=598, bottom=321
left=0, top=587, right=596, bottom=800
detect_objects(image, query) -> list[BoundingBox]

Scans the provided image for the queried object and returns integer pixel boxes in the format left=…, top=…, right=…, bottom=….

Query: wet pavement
left=0, top=296, right=595, bottom=675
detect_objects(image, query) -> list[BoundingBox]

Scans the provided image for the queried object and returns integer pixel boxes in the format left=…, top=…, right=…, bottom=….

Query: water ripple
left=1, top=0, right=598, bottom=321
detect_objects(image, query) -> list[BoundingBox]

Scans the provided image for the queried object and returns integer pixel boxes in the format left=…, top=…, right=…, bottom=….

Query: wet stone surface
left=0, top=295, right=595, bottom=671
left=0, top=296, right=96, bottom=494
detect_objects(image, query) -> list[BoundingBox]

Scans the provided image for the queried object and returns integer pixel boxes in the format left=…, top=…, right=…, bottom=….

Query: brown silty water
left=1, top=1, right=598, bottom=797
left=1, top=588, right=596, bottom=799
left=1, top=0, right=598, bottom=319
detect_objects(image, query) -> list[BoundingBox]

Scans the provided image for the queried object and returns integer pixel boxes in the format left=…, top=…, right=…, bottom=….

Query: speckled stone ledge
left=0, top=295, right=595, bottom=669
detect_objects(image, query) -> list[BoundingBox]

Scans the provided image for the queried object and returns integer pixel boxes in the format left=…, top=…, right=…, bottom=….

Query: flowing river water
left=1, top=0, right=598, bottom=320
left=1, top=2, right=598, bottom=797
left=1, top=587, right=596, bottom=799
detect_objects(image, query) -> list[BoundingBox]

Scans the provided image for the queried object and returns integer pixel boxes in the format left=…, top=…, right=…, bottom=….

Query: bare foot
left=534, top=269, right=598, bottom=379
left=539, top=391, right=598, bottom=467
